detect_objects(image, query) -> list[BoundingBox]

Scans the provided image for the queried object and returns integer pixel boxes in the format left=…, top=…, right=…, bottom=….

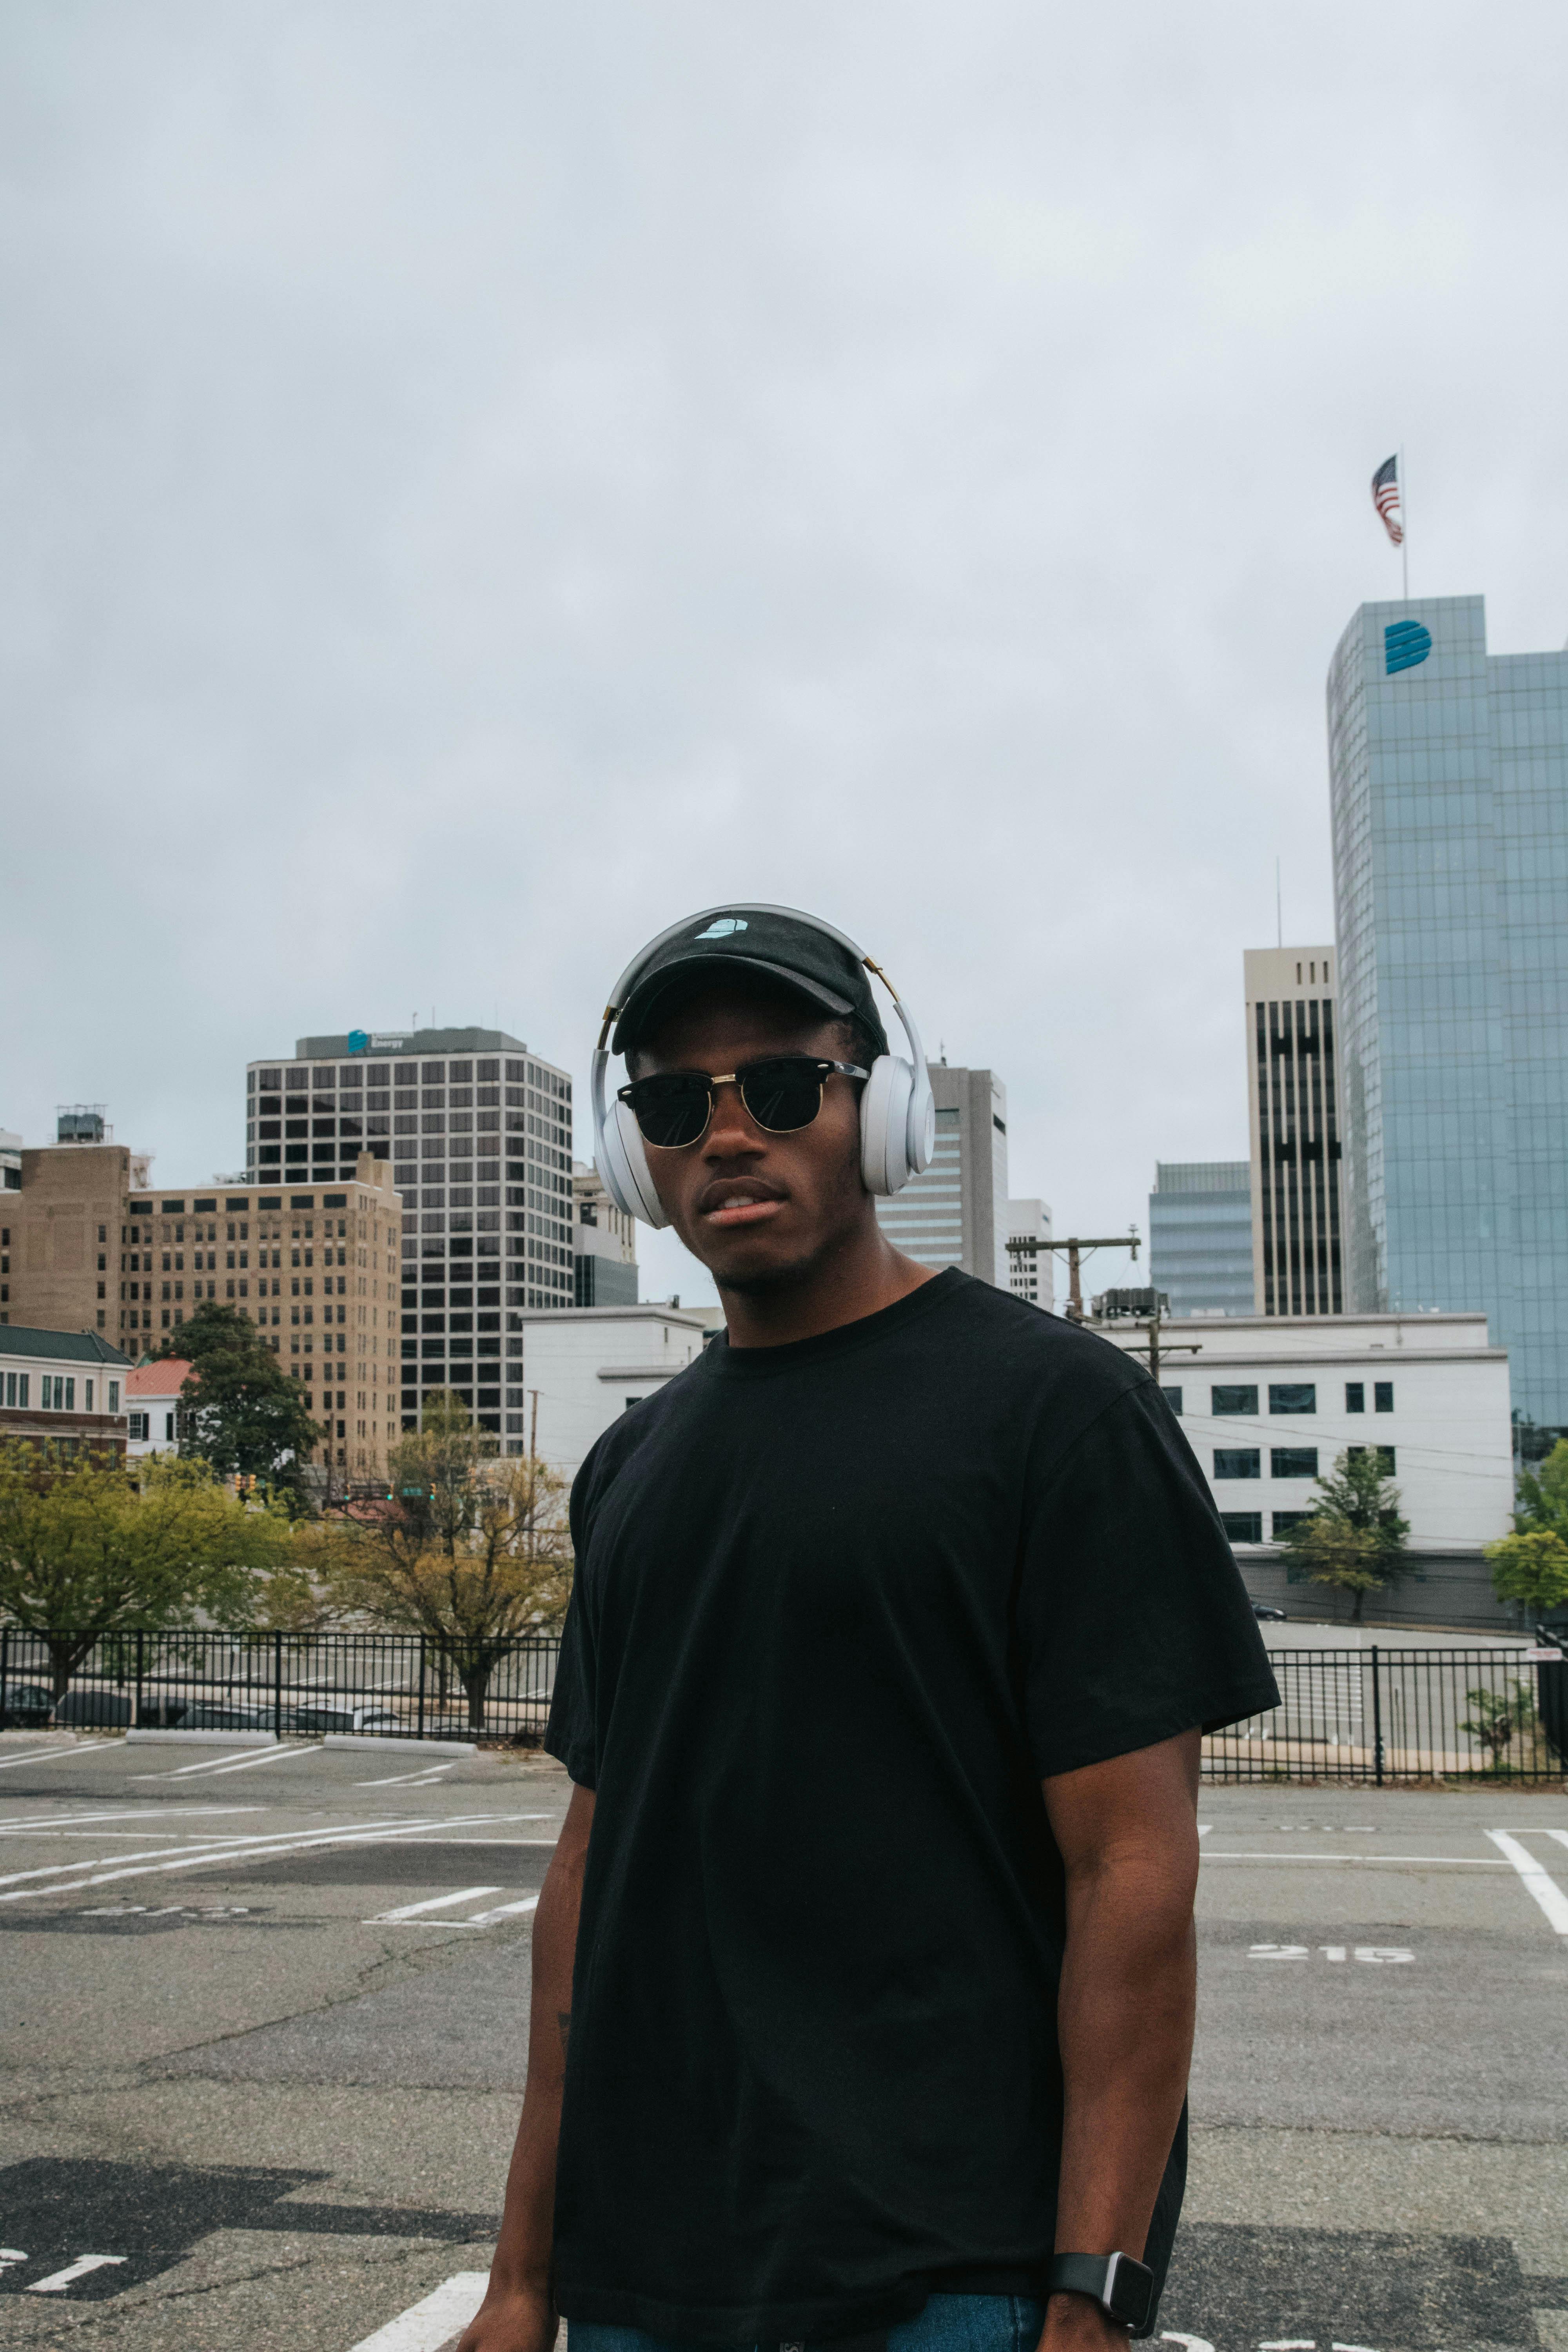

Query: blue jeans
left=570, top=2291, right=1048, bottom=2352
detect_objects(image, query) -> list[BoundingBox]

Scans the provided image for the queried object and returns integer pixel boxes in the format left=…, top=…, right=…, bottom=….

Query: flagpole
left=1400, top=443, right=1409, bottom=602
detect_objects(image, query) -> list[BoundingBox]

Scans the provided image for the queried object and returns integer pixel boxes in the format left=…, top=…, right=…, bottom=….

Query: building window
left=129, top=1411, right=147, bottom=1441
left=1270, top=1446, right=1319, bottom=1480
left=1345, top=1382, right=1365, bottom=1412
left=1212, top=1385, right=1258, bottom=1416
left=1374, top=1381, right=1394, bottom=1412
left=1269, top=1383, right=1316, bottom=1414
left=1160, top=1386, right=1183, bottom=1415
left=1218, top=1512, right=1262, bottom=1543
left=1272, top=1510, right=1312, bottom=1537
left=1214, top=1449, right=1261, bottom=1479
left=1350, top=1445, right=1396, bottom=1475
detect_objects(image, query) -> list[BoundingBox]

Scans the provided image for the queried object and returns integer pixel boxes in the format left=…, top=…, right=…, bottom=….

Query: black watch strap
left=1047, top=2252, right=1156, bottom=2335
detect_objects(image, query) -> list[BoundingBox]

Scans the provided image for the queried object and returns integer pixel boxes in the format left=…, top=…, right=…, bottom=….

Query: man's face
left=630, top=984, right=873, bottom=1295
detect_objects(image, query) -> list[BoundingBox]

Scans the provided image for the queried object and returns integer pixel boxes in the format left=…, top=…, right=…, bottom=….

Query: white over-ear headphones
left=592, top=903, right=936, bottom=1230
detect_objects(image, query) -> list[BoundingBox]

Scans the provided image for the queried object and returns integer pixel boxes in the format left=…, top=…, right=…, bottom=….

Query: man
left=461, top=908, right=1278, bottom=2352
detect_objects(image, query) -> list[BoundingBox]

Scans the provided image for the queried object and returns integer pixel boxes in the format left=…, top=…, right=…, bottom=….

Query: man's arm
left=1038, top=1729, right=1201, bottom=2350
left=457, top=1781, right=596, bottom=2352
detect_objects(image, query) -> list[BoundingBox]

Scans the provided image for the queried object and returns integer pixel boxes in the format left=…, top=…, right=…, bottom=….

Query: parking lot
left=0, top=1731, right=1563, bottom=2352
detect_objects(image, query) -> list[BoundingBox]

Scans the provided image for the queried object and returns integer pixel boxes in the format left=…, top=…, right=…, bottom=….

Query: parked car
left=285, top=1704, right=405, bottom=1736
left=134, top=1699, right=190, bottom=1728
left=55, top=1689, right=134, bottom=1727
left=1, top=1682, right=55, bottom=1728
left=1251, top=1602, right=1287, bottom=1622
left=178, top=1702, right=274, bottom=1730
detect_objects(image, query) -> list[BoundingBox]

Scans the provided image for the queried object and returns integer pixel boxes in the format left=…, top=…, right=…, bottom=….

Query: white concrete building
left=504, top=1303, right=714, bottom=1481
left=1006, top=1199, right=1054, bottom=1312
left=126, top=1358, right=191, bottom=1457
left=1095, top=1310, right=1512, bottom=1549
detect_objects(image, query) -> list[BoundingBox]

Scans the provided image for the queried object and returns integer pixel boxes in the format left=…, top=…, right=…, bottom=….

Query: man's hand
left=1038, top=2292, right=1138, bottom=2352
left=454, top=2278, right=556, bottom=2352
left=457, top=1784, right=595, bottom=2352
left=1040, top=1729, right=1201, bottom=2300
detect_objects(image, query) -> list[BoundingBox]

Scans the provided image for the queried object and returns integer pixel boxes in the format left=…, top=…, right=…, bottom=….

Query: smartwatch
left=1047, top=2252, right=1156, bottom=2335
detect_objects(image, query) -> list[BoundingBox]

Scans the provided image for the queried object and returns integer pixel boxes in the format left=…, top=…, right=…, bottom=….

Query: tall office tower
left=1, top=1111, right=138, bottom=1339
left=1243, top=947, right=1343, bottom=1317
left=1149, top=1162, right=1256, bottom=1317
left=122, top=1158, right=401, bottom=1478
left=573, top=1162, right=639, bottom=1307
left=1006, top=1199, right=1055, bottom=1311
left=874, top=1063, right=1009, bottom=1283
left=245, top=1026, right=574, bottom=1442
left=1328, top=595, right=1568, bottom=1431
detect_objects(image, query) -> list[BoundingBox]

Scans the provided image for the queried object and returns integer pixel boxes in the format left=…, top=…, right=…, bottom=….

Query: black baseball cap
left=611, top=907, right=889, bottom=1060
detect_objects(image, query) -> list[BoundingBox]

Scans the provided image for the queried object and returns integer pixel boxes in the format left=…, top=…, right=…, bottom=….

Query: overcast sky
left=5, top=4, right=1566, bottom=1308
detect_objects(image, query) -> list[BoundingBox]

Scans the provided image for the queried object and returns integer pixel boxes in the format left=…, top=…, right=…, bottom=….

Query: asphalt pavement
left=0, top=1732, right=1563, bottom=2352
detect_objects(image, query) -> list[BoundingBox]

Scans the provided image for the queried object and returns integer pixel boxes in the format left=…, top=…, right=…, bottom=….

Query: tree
left=1484, top=1529, right=1568, bottom=1616
left=1279, top=1448, right=1410, bottom=1623
left=1515, top=1437, right=1568, bottom=1543
left=323, top=1392, right=572, bottom=1731
left=152, top=1303, right=319, bottom=1500
left=0, top=1454, right=288, bottom=1696
left=252, top=1518, right=359, bottom=1632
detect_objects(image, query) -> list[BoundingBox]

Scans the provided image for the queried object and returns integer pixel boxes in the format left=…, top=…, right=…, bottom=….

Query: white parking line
left=151, top=1744, right=325, bottom=1779
left=0, top=1807, right=263, bottom=1833
left=464, top=1894, right=539, bottom=1926
left=1201, top=1851, right=1506, bottom=1867
left=357, top=1767, right=456, bottom=1788
left=0, top=1741, right=128, bottom=1770
left=26, top=2253, right=127, bottom=2293
left=1486, top=1828, right=1568, bottom=1933
left=349, top=2271, right=488, bottom=2351
left=368, top=1887, right=502, bottom=1923
left=0, top=1813, right=515, bottom=1904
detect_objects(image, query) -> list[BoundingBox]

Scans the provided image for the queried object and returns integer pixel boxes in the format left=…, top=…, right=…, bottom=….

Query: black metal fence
left=0, top=1626, right=560, bottom=1744
left=1205, top=1644, right=1566, bottom=1784
left=0, top=1632, right=1563, bottom=1778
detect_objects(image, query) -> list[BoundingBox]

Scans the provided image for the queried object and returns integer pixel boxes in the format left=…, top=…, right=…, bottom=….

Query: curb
left=125, top=1728, right=279, bottom=1748
left=322, top=1732, right=477, bottom=1756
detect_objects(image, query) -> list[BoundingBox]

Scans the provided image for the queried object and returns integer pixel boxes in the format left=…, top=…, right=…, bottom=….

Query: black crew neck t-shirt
left=546, top=1269, right=1278, bottom=2347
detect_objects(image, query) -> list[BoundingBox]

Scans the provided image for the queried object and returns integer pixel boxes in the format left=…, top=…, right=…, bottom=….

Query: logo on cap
left=695, top=918, right=748, bottom=938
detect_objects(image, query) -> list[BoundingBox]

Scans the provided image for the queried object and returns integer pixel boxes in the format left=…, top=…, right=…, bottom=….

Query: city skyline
left=7, top=9, right=1568, bottom=1312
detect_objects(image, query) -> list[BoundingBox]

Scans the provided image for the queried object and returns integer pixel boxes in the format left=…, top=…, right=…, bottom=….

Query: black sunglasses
left=619, top=1055, right=869, bottom=1151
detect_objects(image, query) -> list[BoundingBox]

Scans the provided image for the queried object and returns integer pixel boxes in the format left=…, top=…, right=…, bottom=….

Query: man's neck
left=718, top=1221, right=936, bottom=1349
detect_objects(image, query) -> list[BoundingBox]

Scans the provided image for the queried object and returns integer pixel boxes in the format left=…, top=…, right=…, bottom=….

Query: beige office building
left=1245, top=946, right=1344, bottom=1318
left=1, top=1118, right=136, bottom=1341
left=121, top=1155, right=402, bottom=1478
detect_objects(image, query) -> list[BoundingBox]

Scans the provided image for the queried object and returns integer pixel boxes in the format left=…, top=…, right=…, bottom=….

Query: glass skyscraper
left=1148, top=1162, right=1254, bottom=1316
left=1327, top=594, right=1568, bottom=1432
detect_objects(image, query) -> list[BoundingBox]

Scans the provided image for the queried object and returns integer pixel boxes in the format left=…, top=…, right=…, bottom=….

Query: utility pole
left=1115, top=1297, right=1202, bottom=1385
left=529, top=1388, right=539, bottom=1463
left=1009, top=1231, right=1141, bottom=1324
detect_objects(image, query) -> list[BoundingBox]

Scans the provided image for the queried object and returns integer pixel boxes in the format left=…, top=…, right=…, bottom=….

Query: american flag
left=1371, top=454, right=1403, bottom=546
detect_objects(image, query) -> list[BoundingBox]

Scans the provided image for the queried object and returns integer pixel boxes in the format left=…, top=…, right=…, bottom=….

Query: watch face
left=1106, top=2254, right=1155, bottom=2332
